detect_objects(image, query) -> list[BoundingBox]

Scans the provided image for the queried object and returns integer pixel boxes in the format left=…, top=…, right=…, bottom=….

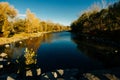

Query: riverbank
left=1, top=68, right=120, bottom=80
left=0, top=30, right=70, bottom=45
left=0, top=32, right=45, bottom=45
left=40, top=67, right=120, bottom=80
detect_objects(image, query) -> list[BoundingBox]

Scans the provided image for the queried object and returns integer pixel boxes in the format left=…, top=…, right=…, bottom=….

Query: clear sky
left=0, top=0, right=118, bottom=26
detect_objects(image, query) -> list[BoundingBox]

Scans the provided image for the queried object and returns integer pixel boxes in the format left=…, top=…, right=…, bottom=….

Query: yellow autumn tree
left=0, top=2, right=17, bottom=37
left=13, top=19, right=26, bottom=33
left=25, top=9, right=40, bottom=33
left=0, top=2, right=17, bottom=18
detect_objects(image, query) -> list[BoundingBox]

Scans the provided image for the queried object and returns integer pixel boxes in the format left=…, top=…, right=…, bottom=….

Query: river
left=0, top=31, right=120, bottom=79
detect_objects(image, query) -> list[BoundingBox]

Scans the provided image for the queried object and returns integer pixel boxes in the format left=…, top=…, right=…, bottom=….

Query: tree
left=25, top=9, right=40, bottom=33
left=0, top=2, right=17, bottom=37
left=13, top=19, right=26, bottom=33
left=0, top=2, right=17, bottom=18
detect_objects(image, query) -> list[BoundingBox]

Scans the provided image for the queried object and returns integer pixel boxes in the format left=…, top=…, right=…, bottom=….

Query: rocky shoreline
left=0, top=67, right=120, bottom=80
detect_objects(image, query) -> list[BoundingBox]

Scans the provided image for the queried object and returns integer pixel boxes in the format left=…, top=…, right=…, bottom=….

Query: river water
left=0, top=32, right=120, bottom=78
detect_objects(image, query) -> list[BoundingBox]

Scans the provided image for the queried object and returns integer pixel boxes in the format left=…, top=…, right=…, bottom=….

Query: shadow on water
left=71, top=33, right=120, bottom=68
left=1, top=32, right=120, bottom=79
left=0, top=32, right=80, bottom=80
left=0, top=33, right=52, bottom=79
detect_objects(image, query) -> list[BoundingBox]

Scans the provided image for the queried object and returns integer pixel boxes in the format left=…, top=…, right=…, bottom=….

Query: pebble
left=5, top=44, right=10, bottom=48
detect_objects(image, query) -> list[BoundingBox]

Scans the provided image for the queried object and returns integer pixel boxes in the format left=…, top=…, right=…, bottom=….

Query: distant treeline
left=71, top=1, right=120, bottom=37
left=0, top=2, right=71, bottom=37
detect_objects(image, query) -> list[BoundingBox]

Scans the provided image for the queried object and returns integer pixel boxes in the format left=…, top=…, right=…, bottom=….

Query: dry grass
left=0, top=32, right=43, bottom=45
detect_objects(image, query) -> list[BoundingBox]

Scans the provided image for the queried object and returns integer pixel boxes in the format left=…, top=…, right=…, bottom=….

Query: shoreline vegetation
left=0, top=2, right=71, bottom=45
left=0, top=31, right=68, bottom=45
left=71, top=1, right=120, bottom=40
left=69, top=1, right=120, bottom=78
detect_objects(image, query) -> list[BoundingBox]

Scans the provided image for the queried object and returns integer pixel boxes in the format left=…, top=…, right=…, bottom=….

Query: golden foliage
left=0, top=2, right=71, bottom=38
left=0, top=2, right=17, bottom=36
left=24, top=48, right=37, bottom=65
left=0, top=2, right=17, bottom=18
left=25, top=9, right=40, bottom=33
left=13, top=19, right=25, bottom=32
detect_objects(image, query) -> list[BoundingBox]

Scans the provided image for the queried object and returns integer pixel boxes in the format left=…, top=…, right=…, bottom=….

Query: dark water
left=37, top=32, right=103, bottom=72
left=0, top=32, right=120, bottom=78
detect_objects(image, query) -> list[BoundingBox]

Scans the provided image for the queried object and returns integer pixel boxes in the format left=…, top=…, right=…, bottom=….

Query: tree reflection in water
left=1, top=33, right=82, bottom=79
left=24, top=48, right=37, bottom=65
left=71, top=33, right=120, bottom=68
left=0, top=33, right=53, bottom=79
left=17, top=48, right=41, bottom=78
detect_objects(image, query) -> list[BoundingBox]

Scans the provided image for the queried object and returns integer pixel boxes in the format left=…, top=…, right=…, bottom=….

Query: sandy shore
left=0, top=32, right=44, bottom=45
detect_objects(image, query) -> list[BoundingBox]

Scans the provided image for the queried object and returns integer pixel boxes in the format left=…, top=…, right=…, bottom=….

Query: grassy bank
left=0, top=32, right=44, bottom=45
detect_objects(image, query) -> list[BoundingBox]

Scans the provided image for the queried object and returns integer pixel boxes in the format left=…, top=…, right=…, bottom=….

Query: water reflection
left=0, top=33, right=52, bottom=79
left=24, top=48, right=37, bottom=65
left=1, top=32, right=120, bottom=79
left=71, top=33, right=120, bottom=68
left=0, top=32, right=91, bottom=80
left=16, top=48, right=40, bottom=78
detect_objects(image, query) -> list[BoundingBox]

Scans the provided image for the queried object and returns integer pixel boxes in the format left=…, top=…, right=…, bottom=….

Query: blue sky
left=0, top=0, right=118, bottom=26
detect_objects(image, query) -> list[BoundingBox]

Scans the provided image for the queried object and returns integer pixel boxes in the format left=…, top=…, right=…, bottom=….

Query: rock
left=0, top=53, right=7, bottom=58
left=19, top=41, right=22, bottom=44
left=26, top=70, right=33, bottom=76
left=0, top=65, right=3, bottom=68
left=37, top=68, right=41, bottom=76
left=5, top=44, right=10, bottom=48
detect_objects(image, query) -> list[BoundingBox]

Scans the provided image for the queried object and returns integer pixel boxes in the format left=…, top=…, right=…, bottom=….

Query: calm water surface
left=0, top=32, right=120, bottom=76
left=37, top=32, right=102, bottom=72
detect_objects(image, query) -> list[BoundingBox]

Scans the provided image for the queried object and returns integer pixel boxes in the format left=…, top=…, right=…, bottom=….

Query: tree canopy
left=0, top=2, right=71, bottom=37
left=71, top=1, right=120, bottom=34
